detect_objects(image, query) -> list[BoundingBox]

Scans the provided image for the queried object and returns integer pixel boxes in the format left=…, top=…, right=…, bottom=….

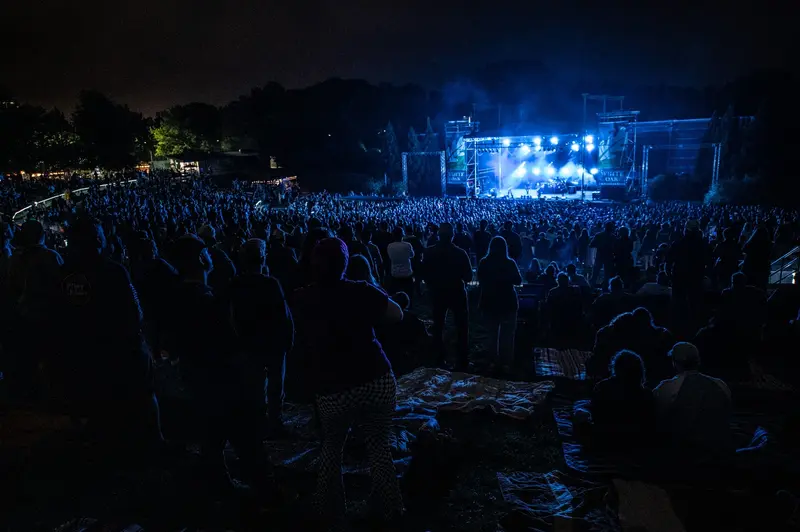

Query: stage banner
left=446, top=137, right=467, bottom=184
left=596, top=121, right=630, bottom=186
left=596, top=169, right=627, bottom=186
left=447, top=169, right=466, bottom=184
left=597, top=122, right=629, bottom=170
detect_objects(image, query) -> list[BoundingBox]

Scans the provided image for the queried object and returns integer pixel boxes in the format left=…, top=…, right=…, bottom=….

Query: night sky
left=1, top=0, right=791, bottom=115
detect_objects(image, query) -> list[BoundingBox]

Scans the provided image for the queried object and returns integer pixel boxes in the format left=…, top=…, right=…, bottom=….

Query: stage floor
left=488, top=188, right=594, bottom=201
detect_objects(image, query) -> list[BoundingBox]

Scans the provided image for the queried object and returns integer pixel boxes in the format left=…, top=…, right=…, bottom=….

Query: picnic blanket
left=533, top=348, right=592, bottom=380
left=266, top=368, right=555, bottom=474
left=553, top=401, right=773, bottom=477
left=497, top=469, right=620, bottom=531
left=396, top=367, right=555, bottom=420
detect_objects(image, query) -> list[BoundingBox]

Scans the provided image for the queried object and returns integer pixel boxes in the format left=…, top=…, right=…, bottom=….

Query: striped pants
left=314, top=373, right=404, bottom=523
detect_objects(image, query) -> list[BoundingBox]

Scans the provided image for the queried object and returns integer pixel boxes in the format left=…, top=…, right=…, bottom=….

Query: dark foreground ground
left=2, top=292, right=799, bottom=531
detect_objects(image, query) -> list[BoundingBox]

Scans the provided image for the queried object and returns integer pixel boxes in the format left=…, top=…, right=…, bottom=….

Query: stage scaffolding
left=596, top=110, right=640, bottom=189
left=640, top=143, right=721, bottom=198
left=401, top=150, right=446, bottom=196
left=463, top=135, right=573, bottom=197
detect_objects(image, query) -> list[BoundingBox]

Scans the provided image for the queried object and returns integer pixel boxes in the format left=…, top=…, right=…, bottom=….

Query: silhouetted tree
left=152, top=103, right=221, bottom=156
left=30, top=109, right=79, bottom=171
left=72, top=91, right=146, bottom=168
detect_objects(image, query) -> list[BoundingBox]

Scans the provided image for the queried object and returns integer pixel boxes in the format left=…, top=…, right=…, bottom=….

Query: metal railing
left=769, top=246, right=799, bottom=286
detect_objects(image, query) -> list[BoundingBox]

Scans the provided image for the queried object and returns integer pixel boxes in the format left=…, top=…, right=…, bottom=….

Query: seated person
left=585, top=350, right=656, bottom=449
left=546, top=273, right=583, bottom=346
left=587, top=312, right=637, bottom=380
left=592, top=276, right=635, bottom=329
left=636, top=270, right=672, bottom=297
left=565, top=263, right=590, bottom=288
left=654, top=342, right=733, bottom=462
left=631, top=307, right=674, bottom=385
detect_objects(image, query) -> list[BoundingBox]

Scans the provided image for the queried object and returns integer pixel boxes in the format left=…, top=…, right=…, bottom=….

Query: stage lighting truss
left=464, top=134, right=580, bottom=154
left=464, top=133, right=583, bottom=196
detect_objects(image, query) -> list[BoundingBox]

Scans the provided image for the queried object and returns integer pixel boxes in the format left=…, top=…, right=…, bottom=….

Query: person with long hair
left=292, top=238, right=405, bottom=528
left=589, top=350, right=655, bottom=446
left=478, top=236, right=522, bottom=372
left=347, top=253, right=381, bottom=289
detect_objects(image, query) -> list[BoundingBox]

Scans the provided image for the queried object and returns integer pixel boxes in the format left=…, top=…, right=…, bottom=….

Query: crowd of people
left=1, top=176, right=799, bottom=529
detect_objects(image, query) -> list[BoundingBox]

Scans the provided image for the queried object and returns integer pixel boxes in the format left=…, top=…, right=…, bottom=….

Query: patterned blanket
left=533, top=348, right=592, bottom=380
left=267, top=368, right=555, bottom=473
left=497, top=469, right=620, bottom=531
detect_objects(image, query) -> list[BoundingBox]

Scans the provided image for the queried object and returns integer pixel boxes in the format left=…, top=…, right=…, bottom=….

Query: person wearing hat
left=166, top=233, right=274, bottom=494
left=291, top=237, right=404, bottom=527
left=421, top=222, right=473, bottom=370
left=653, top=342, right=733, bottom=458
left=229, top=238, right=294, bottom=436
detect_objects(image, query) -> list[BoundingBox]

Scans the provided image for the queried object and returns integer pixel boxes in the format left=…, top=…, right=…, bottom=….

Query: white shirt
left=387, top=241, right=415, bottom=278
left=653, top=371, right=730, bottom=411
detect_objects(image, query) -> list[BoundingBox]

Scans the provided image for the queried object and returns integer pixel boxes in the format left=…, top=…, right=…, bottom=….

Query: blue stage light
left=550, top=136, right=559, bottom=145
left=546, top=166, right=556, bottom=176
left=584, top=135, right=594, bottom=144
left=502, top=138, right=511, bottom=147
left=533, top=136, right=542, bottom=146
left=586, top=143, right=595, bottom=152
left=519, top=144, right=530, bottom=155
left=571, top=142, right=580, bottom=152
left=590, top=167, right=599, bottom=175
left=532, top=167, right=541, bottom=176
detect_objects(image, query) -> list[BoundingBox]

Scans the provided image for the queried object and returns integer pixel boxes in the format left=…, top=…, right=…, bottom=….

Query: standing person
left=6, top=220, right=63, bottom=402
left=56, top=218, right=163, bottom=456
left=473, top=219, right=491, bottom=264
left=500, top=221, right=522, bottom=263
left=589, top=222, right=616, bottom=286
left=741, top=225, right=773, bottom=290
left=291, top=238, right=405, bottom=529
left=640, top=228, right=657, bottom=271
left=229, top=238, right=294, bottom=436
left=614, top=226, right=635, bottom=288
left=359, top=227, right=384, bottom=284
left=128, top=233, right=179, bottom=361
left=666, top=220, right=709, bottom=333
left=422, top=223, right=473, bottom=370
left=267, top=233, right=299, bottom=293
left=478, top=236, right=522, bottom=373
left=197, top=224, right=237, bottom=298
left=166, top=234, right=274, bottom=494
left=453, top=223, right=473, bottom=256
left=386, top=226, right=415, bottom=298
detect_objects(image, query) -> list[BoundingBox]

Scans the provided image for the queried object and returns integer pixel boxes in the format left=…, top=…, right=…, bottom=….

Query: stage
left=481, top=188, right=595, bottom=201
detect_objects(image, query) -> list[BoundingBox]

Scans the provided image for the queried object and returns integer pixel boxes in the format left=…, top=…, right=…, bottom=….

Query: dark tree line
left=1, top=67, right=798, bottom=203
